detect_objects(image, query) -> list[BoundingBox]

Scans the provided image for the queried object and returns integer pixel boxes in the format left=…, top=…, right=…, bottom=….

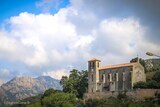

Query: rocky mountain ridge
left=145, top=58, right=160, bottom=71
left=0, top=76, right=62, bottom=101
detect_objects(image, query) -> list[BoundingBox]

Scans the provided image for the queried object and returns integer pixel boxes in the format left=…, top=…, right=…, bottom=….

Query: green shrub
left=117, top=91, right=128, bottom=99
left=146, top=80, right=160, bottom=89
left=152, top=71, right=160, bottom=82
left=27, top=101, right=42, bottom=107
left=42, top=92, right=77, bottom=107
left=76, top=99, right=85, bottom=107
left=85, top=98, right=124, bottom=107
left=133, top=81, right=147, bottom=89
left=133, top=80, right=160, bottom=89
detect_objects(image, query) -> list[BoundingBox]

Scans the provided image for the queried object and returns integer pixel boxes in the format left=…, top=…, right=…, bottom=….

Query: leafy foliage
left=130, top=57, right=160, bottom=73
left=60, top=69, right=88, bottom=98
left=41, top=88, right=61, bottom=99
left=117, top=91, right=128, bottom=100
left=146, top=80, right=160, bottom=89
left=134, top=81, right=160, bottom=89
left=133, top=81, right=147, bottom=89
left=40, top=88, right=61, bottom=106
left=0, top=98, right=5, bottom=107
left=155, top=92, right=160, bottom=105
left=26, top=89, right=77, bottom=107
left=27, top=102, right=42, bottom=107
left=134, top=71, right=160, bottom=89
left=84, top=97, right=160, bottom=107
left=152, top=71, right=160, bottom=82
left=130, top=57, right=147, bottom=72
left=20, top=94, right=42, bottom=104
left=42, top=92, right=77, bottom=107
left=149, top=67, right=160, bottom=72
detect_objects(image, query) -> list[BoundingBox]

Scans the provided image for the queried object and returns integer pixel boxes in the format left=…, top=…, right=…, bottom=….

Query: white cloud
left=97, top=18, right=143, bottom=55
left=0, top=0, right=160, bottom=81
left=0, top=68, right=19, bottom=84
left=73, top=35, right=94, bottom=49
left=36, top=0, right=61, bottom=12
left=1, top=11, right=75, bottom=67
left=42, top=69, right=70, bottom=80
left=0, top=80, right=3, bottom=86
left=90, top=18, right=160, bottom=65
left=0, top=69, right=10, bottom=77
left=0, top=8, right=94, bottom=70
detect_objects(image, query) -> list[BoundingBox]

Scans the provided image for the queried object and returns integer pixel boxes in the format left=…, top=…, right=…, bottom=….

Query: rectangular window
left=108, top=74, right=110, bottom=79
left=114, top=73, right=116, bottom=80
left=89, top=62, right=91, bottom=69
left=103, top=74, right=105, bottom=83
left=116, top=73, right=118, bottom=81
left=92, top=74, right=93, bottom=82
left=109, top=74, right=112, bottom=82
left=123, top=72, right=125, bottom=81
left=92, top=62, right=95, bottom=68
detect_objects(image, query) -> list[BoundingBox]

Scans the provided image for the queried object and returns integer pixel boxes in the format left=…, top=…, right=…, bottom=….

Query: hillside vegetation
left=11, top=69, right=160, bottom=107
left=2, top=58, right=160, bottom=107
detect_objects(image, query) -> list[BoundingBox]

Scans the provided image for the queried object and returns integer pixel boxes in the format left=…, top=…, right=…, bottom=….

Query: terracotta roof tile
left=99, top=62, right=137, bottom=70
left=88, top=58, right=101, bottom=62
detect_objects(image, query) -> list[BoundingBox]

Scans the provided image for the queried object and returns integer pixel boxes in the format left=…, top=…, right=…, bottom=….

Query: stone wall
left=84, top=89, right=160, bottom=100
left=84, top=91, right=117, bottom=99
left=135, top=89, right=160, bottom=100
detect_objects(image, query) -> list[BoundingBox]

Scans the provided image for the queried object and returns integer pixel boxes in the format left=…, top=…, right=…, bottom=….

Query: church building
left=88, top=58, right=146, bottom=93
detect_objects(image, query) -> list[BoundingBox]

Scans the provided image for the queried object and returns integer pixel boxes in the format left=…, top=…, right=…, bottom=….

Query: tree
left=146, top=80, right=160, bottom=89
left=42, top=92, right=77, bottom=107
left=152, top=71, right=160, bottom=82
left=60, top=69, right=88, bottom=98
left=41, top=88, right=61, bottom=106
left=133, top=81, right=147, bottom=89
left=133, top=80, right=160, bottom=89
left=130, top=57, right=147, bottom=72
left=60, top=69, right=79, bottom=96
left=27, top=102, right=42, bottom=107
left=41, top=88, right=55, bottom=99
left=77, top=70, right=88, bottom=98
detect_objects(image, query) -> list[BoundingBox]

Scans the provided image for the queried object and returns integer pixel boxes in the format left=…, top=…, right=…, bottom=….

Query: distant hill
left=145, top=58, right=160, bottom=72
left=0, top=81, right=3, bottom=86
left=144, top=58, right=160, bottom=80
left=130, top=57, right=160, bottom=72
left=0, top=76, right=62, bottom=101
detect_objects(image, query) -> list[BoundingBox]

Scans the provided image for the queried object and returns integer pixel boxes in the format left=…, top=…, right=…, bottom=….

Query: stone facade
left=84, top=89, right=160, bottom=100
left=88, top=58, right=146, bottom=93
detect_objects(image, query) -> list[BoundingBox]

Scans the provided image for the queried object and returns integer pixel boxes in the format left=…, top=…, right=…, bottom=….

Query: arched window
left=102, top=74, right=105, bottom=83
left=89, top=62, right=92, bottom=68
left=92, top=62, right=95, bottom=68
left=116, top=73, right=118, bottom=81
left=123, top=72, right=125, bottom=81
left=108, top=74, right=112, bottom=82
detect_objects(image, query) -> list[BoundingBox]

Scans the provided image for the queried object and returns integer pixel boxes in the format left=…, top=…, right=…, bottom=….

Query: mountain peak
left=36, top=76, right=58, bottom=81
left=0, top=76, right=62, bottom=101
left=36, top=75, right=53, bottom=79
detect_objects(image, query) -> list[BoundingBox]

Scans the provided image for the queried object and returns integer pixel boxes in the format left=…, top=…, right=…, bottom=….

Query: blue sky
left=0, top=0, right=160, bottom=84
left=0, top=0, right=38, bottom=22
left=0, top=0, right=70, bottom=83
left=0, top=0, right=70, bottom=22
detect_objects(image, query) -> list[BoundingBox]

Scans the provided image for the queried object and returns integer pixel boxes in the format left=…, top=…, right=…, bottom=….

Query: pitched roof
left=88, top=58, right=101, bottom=62
left=99, top=62, right=137, bottom=70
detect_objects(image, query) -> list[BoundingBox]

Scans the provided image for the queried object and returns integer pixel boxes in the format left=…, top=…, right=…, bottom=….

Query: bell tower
left=88, top=58, right=101, bottom=93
